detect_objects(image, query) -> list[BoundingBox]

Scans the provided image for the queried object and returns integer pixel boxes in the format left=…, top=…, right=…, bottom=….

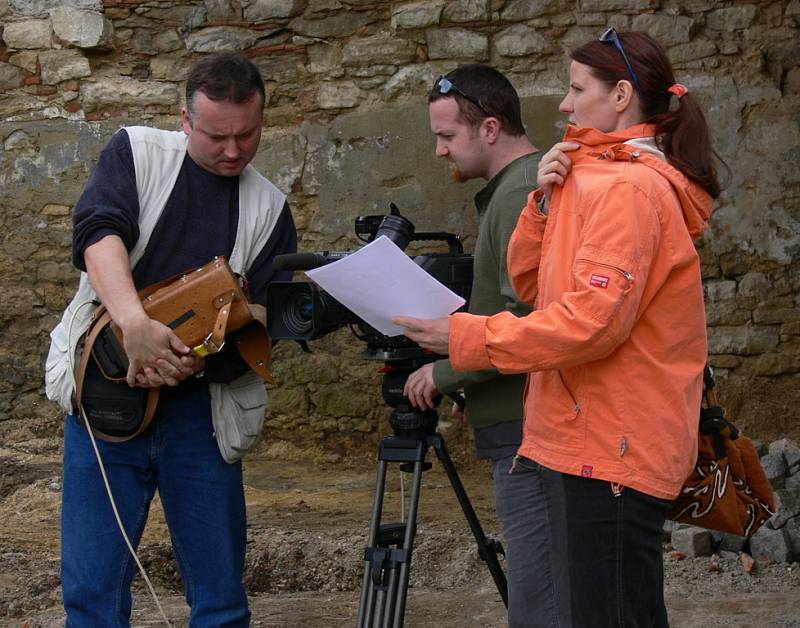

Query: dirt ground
left=1, top=416, right=798, bottom=628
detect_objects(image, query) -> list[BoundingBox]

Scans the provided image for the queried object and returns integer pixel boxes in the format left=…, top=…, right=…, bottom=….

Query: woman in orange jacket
left=396, top=30, right=726, bottom=627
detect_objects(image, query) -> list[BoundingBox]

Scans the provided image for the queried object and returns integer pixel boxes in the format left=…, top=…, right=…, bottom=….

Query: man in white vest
left=46, top=53, right=296, bottom=626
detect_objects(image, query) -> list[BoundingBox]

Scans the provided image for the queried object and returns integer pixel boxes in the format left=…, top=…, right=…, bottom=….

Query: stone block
left=289, top=11, right=375, bottom=38
left=9, top=0, right=102, bottom=16
left=668, top=40, right=718, bottom=65
left=391, top=1, right=444, bottom=30
left=242, top=0, right=308, bottom=21
left=749, top=525, right=792, bottom=563
left=738, top=272, right=771, bottom=300
left=317, top=81, right=361, bottom=109
left=382, top=64, right=438, bottom=101
left=150, top=55, right=193, bottom=82
left=770, top=439, right=800, bottom=469
left=671, top=525, right=713, bottom=557
left=204, top=0, right=242, bottom=21
left=8, top=51, right=38, bottom=73
left=426, top=28, right=488, bottom=61
left=501, top=0, right=564, bottom=20
left=38, top=49, right=91, bottom=85
left=761, top=451, right=788, bottom=488
left=718, top=532, right=747, bottom=553
left=704, top=279, right=737, bottom=302
left=579, top=0, right=658, bottom=10
left=185, top=26, right=258, bottom=52
left=49, top=6, right=113, bottom=49
left=2, top=17, right=51, bottom=48
left=787, top=474, right=800, bottom=490
left=706, top=5, right=758, bottom=31
left=704, top=301, right=751, bottom=327
left=79, top=78, right=180, bottom=110
left=494, top=25, right=549, bottom=58
left=442, top=0, right=490, bottom=23
left=767, top=488, right=800, bottom=530
left=706, top=325, right=779, bottom=356
left=0, top=62, right=22, bottom=89
left=631, top=13, right=694, bottom=46
left=342, top=33, right=416, bottom=67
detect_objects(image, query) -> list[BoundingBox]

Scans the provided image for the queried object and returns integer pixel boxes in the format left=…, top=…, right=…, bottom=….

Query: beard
left=448, top=161, right=470, bottom=183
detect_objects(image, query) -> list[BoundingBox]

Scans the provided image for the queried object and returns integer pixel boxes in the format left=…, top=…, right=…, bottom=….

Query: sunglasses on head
left=599, top=27, right=642, bottom=94
left=433, top=75, right=491, bottom=117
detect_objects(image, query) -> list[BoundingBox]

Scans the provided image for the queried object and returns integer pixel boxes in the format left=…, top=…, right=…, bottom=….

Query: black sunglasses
left=599, top=27, right=642, bottom=94
left=433, top=75, right=491, bottom=117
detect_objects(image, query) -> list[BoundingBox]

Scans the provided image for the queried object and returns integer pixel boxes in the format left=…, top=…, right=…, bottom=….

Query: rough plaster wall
left=0, top=0, right=798, bottom=448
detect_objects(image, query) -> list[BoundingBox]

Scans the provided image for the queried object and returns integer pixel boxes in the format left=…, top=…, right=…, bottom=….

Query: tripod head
left=369, top=352, right=441, bottom=439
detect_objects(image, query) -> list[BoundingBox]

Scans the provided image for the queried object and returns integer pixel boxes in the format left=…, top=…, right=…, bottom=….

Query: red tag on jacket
left=590, top=274, right=609, bottom=289
left=581, top=465, right=593, bottom=478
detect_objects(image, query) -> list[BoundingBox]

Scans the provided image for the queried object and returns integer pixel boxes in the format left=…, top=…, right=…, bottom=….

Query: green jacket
left=433, top=152, right=539, bottom=429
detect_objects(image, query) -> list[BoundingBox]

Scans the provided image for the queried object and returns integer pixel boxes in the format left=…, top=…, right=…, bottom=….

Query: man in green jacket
left=404, top=64, right=568, bottom=628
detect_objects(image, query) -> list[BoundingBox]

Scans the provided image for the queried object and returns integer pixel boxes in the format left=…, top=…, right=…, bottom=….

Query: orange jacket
left=449, top=124, right=713, bottom=499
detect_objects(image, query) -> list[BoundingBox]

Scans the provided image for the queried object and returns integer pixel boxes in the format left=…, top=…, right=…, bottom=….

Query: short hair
left=185, top=53, right=266, bottom=117
left=428, top=64, right=526, bottom=136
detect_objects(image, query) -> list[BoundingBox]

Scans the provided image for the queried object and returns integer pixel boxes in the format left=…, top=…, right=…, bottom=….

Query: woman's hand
left=537, top=141, right=580, bottom=202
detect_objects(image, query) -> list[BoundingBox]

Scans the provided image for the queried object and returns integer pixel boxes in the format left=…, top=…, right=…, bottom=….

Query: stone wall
left=1, top=0, right=798, bottom=450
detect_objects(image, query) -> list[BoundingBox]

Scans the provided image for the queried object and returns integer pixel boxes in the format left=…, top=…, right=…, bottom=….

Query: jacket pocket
left=527, top=367, right=586, bottom=450
left=210, top=371, right=267, bottom=463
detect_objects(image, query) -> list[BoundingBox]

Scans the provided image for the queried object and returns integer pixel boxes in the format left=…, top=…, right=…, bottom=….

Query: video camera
left=267, top=205, right=473, bottom=362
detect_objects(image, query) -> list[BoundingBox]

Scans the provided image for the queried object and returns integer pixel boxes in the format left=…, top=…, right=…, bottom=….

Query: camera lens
left=375, top=214, right=414, bottom=251
left=283, top=287, right=313, bottom=336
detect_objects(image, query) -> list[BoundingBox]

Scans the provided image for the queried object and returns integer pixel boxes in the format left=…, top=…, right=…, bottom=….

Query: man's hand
left=121, top=312, right=194, bottom=387
left=537, top=141, right=580, bottom=202
left=404, top=363, right=439, bottom=411
left=133, top=352, right=204, bottom=388
left=392, top=316, right=450, bottom=355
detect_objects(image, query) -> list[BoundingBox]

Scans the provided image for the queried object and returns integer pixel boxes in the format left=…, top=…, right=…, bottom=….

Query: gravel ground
left=1, top=419, right=798, bottom=627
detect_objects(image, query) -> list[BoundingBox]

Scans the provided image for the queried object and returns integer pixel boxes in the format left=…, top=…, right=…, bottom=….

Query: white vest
left=44, top=126, right=287, bottom=462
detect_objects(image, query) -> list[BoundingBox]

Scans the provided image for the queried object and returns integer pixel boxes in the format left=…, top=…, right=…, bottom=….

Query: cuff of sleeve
left=526, top=189, right=549, bottom=220
left=449, top=312, right=493, bottom=372
left=432, top=359, right=458, bottom=394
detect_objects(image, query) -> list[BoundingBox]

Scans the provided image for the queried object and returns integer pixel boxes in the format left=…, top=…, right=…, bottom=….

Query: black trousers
left=559, top=473, right=672, bottom=628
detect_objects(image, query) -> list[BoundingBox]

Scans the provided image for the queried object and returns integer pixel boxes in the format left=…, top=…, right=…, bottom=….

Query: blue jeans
left=61, top=387, right=250, bottom=627
left=559, top=473, right=671, bottom=628
left=493, top=455, right=571, bottom=628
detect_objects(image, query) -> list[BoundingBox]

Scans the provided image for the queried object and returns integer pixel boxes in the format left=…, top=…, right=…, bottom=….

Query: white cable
left=67, top=301, right=173, bottom=627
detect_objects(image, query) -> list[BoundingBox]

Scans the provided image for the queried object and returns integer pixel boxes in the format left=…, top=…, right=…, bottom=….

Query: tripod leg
left=431, top=433, right=509, bottom=607
left=358, top=459, right=389, bottom=627
left=389, top=457, right=424, bottom=628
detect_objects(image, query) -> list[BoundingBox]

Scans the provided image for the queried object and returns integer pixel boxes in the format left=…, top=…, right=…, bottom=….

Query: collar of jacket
left=563, top=122, right=657, bottom=147
left=561, top=123, right=714, bottom=240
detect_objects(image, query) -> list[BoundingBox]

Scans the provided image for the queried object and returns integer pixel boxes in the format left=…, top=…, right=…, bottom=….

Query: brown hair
left=428, top=64, right=527, bottom=137
left=186, top=53, right=266, bottom=118
left=571, top=31, right=727, bottom=198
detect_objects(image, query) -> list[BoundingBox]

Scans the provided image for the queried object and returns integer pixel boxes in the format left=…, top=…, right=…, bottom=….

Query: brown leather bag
left=668, top=367, right=776, bottom=537
left=77, top=257, right=273, bottom=442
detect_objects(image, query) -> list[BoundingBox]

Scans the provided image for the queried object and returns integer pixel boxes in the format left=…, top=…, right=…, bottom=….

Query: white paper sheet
left=305, top=235, right=466, bottom=336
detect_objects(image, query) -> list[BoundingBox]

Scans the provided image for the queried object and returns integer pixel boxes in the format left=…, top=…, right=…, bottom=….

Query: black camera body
left=266, top=207, right=473, bottom=360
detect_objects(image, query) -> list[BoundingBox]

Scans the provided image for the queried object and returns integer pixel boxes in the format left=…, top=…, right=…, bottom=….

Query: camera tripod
left=355, top=373, right=508, bottom=628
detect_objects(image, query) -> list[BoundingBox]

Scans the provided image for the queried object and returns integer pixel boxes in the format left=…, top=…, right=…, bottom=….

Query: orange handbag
left=668, top=367, right=776, bottom=537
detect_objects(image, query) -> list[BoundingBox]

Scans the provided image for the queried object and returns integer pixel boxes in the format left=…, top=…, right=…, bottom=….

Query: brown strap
left=75, top=307, right=159, bottom=443
left=234, top=323, right=275, bottom=384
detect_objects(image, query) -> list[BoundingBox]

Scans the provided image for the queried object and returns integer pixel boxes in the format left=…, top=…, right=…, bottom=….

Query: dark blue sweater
left=72, top=129, right=297, bottom=382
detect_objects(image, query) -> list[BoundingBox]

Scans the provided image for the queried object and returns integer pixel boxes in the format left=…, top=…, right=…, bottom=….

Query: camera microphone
left=274, top=251, right=347, bottom=271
